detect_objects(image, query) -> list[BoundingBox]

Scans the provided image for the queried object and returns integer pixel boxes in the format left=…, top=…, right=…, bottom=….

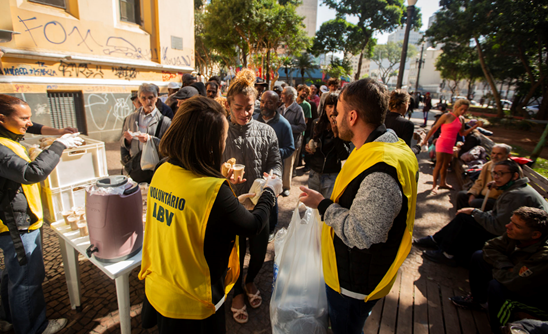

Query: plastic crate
left=23, top=135, right=108, bottom=189
left=41, top=178, right=100, bottom=223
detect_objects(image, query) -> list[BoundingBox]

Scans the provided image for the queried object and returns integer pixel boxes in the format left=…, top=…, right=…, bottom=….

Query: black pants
left=433, top=213, right=496, bottom=265
left=142, top=294, right=226, bottom=334
left=469, top=251, right=544, bottom=334
left=233, top=217, right=270, bottom=297
left=456, top=191, right=496, bottom=211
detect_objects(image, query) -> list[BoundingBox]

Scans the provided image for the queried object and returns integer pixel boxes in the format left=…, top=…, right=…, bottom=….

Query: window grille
left=47, top=92, right=87, bottom=134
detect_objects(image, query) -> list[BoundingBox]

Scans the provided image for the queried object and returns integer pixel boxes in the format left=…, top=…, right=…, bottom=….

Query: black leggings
left=142, top=294, right=226, bottom=334
left=233, top=219, right=270, bottom=297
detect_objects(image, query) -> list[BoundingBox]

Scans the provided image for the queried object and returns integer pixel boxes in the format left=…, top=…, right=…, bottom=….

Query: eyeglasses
left=491, top=171, right=512, bottom=178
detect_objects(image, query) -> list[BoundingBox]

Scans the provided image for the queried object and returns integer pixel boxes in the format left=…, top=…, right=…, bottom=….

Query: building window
left=120, top=0, right=141, bottom=24
left=48, top=92, right=87, bottom=135
left=29, top=0, right=66, bottom=8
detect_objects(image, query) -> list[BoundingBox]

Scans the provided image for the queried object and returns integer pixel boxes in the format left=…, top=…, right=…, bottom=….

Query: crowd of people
left=0, top=69, right=547, bottom=334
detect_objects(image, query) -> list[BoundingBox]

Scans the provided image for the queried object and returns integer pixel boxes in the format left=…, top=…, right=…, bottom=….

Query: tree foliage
left=323, top=0, right=421, bottom=80
left=311, top=18, right=362, bottom=60
left=294, top=52, right=319, bottom=85
left=426, top=0, right=548, bottom=118
left=435, top=42, right=482, bottom=99
left=201, top=0, right=309, bottom=77
left=370, top=41, right=416, bottom=84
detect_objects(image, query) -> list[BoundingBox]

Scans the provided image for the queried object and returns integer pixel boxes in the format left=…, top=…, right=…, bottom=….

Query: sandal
left=230, top=304, right=248, bottom=324
left=244, top=285, right=262, bottom=309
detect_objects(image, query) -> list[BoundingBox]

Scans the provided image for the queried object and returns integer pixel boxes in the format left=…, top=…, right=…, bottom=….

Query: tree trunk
left=530, top=121, right=548, bottom=165
left=535, top=87, right=548, bottom=120
left=302, top=69, right=305, bottom=85
left=474, top=37, right=504, bottom=117
left=354, top=36, right=371, bottom=81
left=266, top=49, right=271, bottom=86
left=467, top=80, right=473, bottom=100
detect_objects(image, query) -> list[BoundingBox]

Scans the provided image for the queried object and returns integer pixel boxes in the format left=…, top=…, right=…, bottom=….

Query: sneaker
left=281, top=190, right=290, bottom=197
left=413, top=236, right=438, bottom=250
left=0, top=320, right=13, bottom=332
left=422, top=250, right=458, bottom=267
left=42, top=319, right=68, bottom=334
left=450, top=294, right=485, bottom=311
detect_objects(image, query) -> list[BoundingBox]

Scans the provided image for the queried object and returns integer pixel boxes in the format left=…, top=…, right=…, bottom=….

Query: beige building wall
left=407, top=47, right=442, bottom=95
left=296, top=0, right=318, bottom=38
left=0, top=0, right=194, bottom=142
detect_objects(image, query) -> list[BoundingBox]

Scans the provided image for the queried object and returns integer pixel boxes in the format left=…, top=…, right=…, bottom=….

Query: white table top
left=50, top=221, right=142, bottom=280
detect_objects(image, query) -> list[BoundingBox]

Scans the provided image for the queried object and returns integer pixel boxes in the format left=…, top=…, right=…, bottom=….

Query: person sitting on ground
left=304, top=92, right=351, bottom=198
left=450, top=207, right=548, bottom=334
left=415, top=159, right=548, bottom=267
left=456, top=144, right=512, bottom=211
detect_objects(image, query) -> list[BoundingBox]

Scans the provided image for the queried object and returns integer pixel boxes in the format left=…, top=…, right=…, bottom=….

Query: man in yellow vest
left=300, top=79, right=419, bottom=334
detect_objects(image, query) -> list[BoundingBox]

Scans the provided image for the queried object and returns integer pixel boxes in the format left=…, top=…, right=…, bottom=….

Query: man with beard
left=418, top=159, right=548, bottom=267
left=299, top=79, right=419, bottom=334
left=254, top=91, right=295, bottom=239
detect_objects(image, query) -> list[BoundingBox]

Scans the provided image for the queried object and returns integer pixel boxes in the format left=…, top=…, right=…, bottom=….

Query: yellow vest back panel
left=138, top=162, right=239, bottom=319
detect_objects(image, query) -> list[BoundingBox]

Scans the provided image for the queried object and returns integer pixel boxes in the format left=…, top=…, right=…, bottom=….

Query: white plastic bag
left=140, top=139, right=159, bottom=171
left=270, top=204, right=328, bottom=334
left=272, top=227, right=288, bottom=291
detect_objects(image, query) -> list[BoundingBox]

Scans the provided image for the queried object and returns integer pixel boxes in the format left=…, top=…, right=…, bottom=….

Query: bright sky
left=316, top=0, right=441, bottom=44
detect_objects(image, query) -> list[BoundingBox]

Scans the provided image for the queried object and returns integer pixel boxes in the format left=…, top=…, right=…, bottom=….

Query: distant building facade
left=296, top=0, right=318, bottom=38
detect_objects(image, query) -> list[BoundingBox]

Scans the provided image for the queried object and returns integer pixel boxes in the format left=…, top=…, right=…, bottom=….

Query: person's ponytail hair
left=226, top=69, right=258, bottom=104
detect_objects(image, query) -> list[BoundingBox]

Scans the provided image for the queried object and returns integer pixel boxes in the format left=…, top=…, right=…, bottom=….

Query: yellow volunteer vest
left=321, top=138, right=418, bottom=302
left=0, top=137, right=44, bottom=233
left=138, top=162, right=240, bottom=319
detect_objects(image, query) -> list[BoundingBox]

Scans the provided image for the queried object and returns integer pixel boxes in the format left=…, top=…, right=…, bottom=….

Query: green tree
left=294, top=52, right=319, bottom=85
left=324, top=0, right=422, bottom=81
left=435, top=42, right=482, bottom=100
left=311, top=18, right=362, bottom=61
left=325, top=58, right=352, bottom=81
left=370, top=41, right=416, bottom=84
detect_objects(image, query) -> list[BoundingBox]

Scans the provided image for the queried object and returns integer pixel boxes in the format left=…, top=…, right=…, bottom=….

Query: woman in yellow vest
left=0, top=94, right=82, bottom=334
left=139, top=96, right=282, bottom=333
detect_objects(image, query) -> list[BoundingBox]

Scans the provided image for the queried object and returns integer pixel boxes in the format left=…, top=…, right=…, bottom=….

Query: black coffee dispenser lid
left=96, top=176, right=128, bottom=188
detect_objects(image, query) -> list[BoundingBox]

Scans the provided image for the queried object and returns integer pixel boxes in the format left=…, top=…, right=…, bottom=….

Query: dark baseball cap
left=182, top=73, right=197, bottom=84
left=173, top=86, right=199, bottom=100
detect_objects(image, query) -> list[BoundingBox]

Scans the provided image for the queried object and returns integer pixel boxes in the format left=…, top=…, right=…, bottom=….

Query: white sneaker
left=42, top=318, right=68, bottom=334
left=0, top=320, right=13, bottom=332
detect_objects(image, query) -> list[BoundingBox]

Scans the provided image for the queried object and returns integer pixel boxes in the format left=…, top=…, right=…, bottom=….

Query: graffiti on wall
left=111, top=66, right=138, bottom=80
left=58, top=61, right=105, bottom=78
left=16, top=16, right=192, bottom=67
left=85, top=93, right=133, bottom=131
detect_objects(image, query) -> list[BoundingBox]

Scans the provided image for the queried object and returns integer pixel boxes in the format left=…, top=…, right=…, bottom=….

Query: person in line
left=172, top=86, right=200, bottom=114
left=308, top=84, right=320, bottom=109
left=206, top=81, right=219, bottom=100
left=254, top=90, right=295, bottom=240
left=420, top=99, right=479, bottom=193
left=222, top=69, right=283, bottom=324
left=451, top=207, right=548, bottom=334
left=182, top=73, right=197, bottom=87
left=318, top=78, right=340, bottom=114
left=139, top=96, right=282, bottom=334
left=385, top=89, right=415, bottom=146
left=278, top=86, right=306, bottom=197
left=296, top=85, right=312, bottom=168
left=455, top=144, right=511, bottom=211
left=0, top=94, right=84, bottom=334
left=416, top=160, right=548, bottom=267
left=164, top=82, right=181, bottom=112
left=151, top=84, right=174, bottom=119
left=272, top=86, right=283, bottom=105
left=407, top=91, right=415, bottom=120
left=299, top=79, right=419, bottom=334
left=121, top=83, right=171, bottom=183
left=130, top=93, right=142, bottom=111
left=304, top=92, right=350, bottom=198
left=420, top=92, right=432, bottom=127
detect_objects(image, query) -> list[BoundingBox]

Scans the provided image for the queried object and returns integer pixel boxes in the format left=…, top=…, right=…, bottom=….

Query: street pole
left=414, top=43, right=425, bottom=93
left=396, top=1, right=416, bottom=89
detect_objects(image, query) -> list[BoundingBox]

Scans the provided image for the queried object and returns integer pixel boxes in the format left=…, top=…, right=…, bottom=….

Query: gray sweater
left=324, top=130, right=403, bottom=249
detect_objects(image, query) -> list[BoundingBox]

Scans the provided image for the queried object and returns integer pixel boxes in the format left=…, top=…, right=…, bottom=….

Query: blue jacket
left=254, top=112, right=295, bottom=160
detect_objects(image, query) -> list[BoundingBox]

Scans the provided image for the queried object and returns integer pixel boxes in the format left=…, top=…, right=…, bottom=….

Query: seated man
left=456, top=144, right=511, bottom=211
left=451, top=207, right=548, bottom=334
left=415, top=160, right=548, bottom=266
left=121, top=83, right=171, bottom=183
